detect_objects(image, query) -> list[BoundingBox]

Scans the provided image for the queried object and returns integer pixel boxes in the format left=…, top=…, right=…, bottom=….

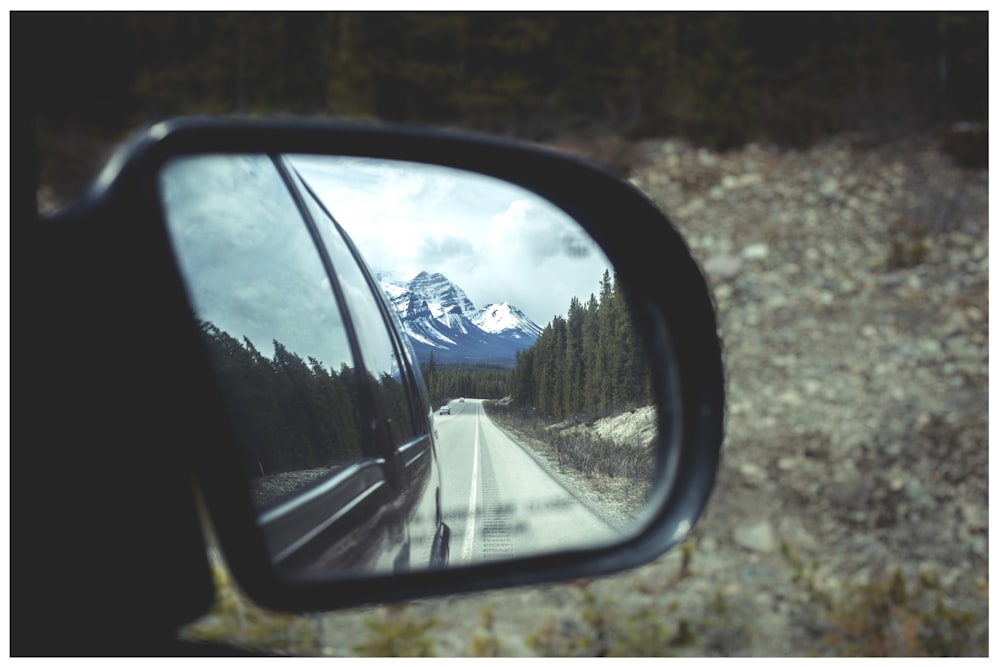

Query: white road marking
left=461, top=403, right=480, bottom=562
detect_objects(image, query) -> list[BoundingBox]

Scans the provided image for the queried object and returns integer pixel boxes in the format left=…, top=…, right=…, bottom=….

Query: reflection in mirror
left=159, top=154, right=669, bottom=581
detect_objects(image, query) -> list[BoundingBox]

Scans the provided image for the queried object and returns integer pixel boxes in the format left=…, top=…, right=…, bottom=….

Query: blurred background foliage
left=13, top=11, right=988, bottom=207
left=17, top=11, right=987, bottom=144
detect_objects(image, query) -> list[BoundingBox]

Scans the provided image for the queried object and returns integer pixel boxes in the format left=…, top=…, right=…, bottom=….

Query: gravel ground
left=183, top=131, right=988, bottom=656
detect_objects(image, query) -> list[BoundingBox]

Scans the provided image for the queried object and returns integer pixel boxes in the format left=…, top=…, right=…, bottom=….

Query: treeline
left=421, top=356, right=511, bottom=404
left=510, top=271, right=651, bottom=421
left=198, top=322, right=413, bottom=485
left=20, top=12, right=988, bottom=148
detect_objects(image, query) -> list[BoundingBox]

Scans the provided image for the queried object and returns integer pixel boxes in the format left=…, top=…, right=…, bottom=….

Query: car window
left=158, top=154, right=366, bottom=509
left=291, top=170, right=421, bottom=449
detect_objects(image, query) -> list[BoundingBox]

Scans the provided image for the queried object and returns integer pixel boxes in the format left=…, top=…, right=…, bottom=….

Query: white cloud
left=291, top=155, right=612, bottom=326
left=160, top=154, right=354, bottom=370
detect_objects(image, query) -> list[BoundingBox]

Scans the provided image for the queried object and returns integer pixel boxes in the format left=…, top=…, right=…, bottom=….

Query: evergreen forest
left=509, top=271, right=651, bottom=421
left=198, top=321, right=416, bottom=489
left=19, top=12, right=988, bottom=150
left=421, top=357, right=512, bottom=405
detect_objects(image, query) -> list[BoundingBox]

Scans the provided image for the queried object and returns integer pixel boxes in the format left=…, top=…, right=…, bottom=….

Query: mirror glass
left=159, top=154, right=669, bottom=580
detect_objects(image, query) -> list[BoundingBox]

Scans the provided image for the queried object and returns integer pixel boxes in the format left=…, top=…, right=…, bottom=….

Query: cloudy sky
left=290, top=156, right=613, bottom=327
left=160, top=154, right=358, bottom=371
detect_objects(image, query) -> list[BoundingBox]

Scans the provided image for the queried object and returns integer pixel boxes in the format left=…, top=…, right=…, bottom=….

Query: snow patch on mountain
left=473, top=302, right=544, bottom=338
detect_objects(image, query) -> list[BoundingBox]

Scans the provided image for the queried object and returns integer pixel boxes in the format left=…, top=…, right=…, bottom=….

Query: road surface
left=433, top=398, right=617, bottom=565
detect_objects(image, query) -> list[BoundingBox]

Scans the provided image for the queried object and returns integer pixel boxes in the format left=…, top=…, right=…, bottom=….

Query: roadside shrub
left=782, top=544, right=987, bottom=657
left=527, top=583, right=717, bottom=657
left=469, top=607, right=504, bottom=657
left=553, top=429, right=654, bottom=481
left=352, top=604, right=437, bottom=657
left=822, top=568, right=987, bottom=656
left=485, top=402, right=653, bottom=522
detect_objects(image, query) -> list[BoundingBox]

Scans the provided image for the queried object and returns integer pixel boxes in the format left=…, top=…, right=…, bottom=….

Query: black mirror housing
left=17, top=117, right=724, bottom=624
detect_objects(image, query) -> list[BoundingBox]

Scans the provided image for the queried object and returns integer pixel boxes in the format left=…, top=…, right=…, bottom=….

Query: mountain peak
left=377, top=271, right=540, bottom=367
left=406, top=271, right=477, bottom=319
left=473, top=302, right=543, bottom=337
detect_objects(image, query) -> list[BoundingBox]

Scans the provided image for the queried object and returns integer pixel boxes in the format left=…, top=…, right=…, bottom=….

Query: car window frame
left=283, top=159, right=434, bottom=452
left=274, top=157, right=443, bottom=573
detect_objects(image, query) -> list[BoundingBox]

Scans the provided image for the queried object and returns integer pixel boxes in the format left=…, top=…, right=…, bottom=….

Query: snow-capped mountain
left=377, top=270, right=541, bottom=367
left=472, top=302, right=543, bottom=338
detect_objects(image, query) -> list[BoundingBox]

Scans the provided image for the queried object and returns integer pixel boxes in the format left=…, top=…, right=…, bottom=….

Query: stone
left=778, top=516, right=820, bottom=551
left=777, top=457, right=797, bottom=471
left=742, top=243, right=769, bottom=260
left=903, top=477, right=926, bottom=506
left=819, top=178, right=840, bottom=197
left=940, top=310, right=969, bottom=338
left=734, top=520, right=778, bottom=553
left=739, top=463, right=768, bottom=485
left=698, top=150, right=718, bottom=167
left=704, top=254, right=743, bottom=281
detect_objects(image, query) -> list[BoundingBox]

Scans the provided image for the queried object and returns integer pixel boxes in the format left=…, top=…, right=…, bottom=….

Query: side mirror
left=78, top=118, right=725, bottom=612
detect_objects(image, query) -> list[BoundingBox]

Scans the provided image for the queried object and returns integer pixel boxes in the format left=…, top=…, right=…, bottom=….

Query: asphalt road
left=433, top=399, right=617, bottom=565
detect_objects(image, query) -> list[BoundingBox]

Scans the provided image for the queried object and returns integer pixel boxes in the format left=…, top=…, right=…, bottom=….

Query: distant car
left=439, top=405, right=451, bottom=415
left=459, top=397, right=465, bottom=402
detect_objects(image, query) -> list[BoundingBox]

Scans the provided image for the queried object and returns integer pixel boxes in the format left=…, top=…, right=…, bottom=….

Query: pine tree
left=510, top=271, right=654, bottom=421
